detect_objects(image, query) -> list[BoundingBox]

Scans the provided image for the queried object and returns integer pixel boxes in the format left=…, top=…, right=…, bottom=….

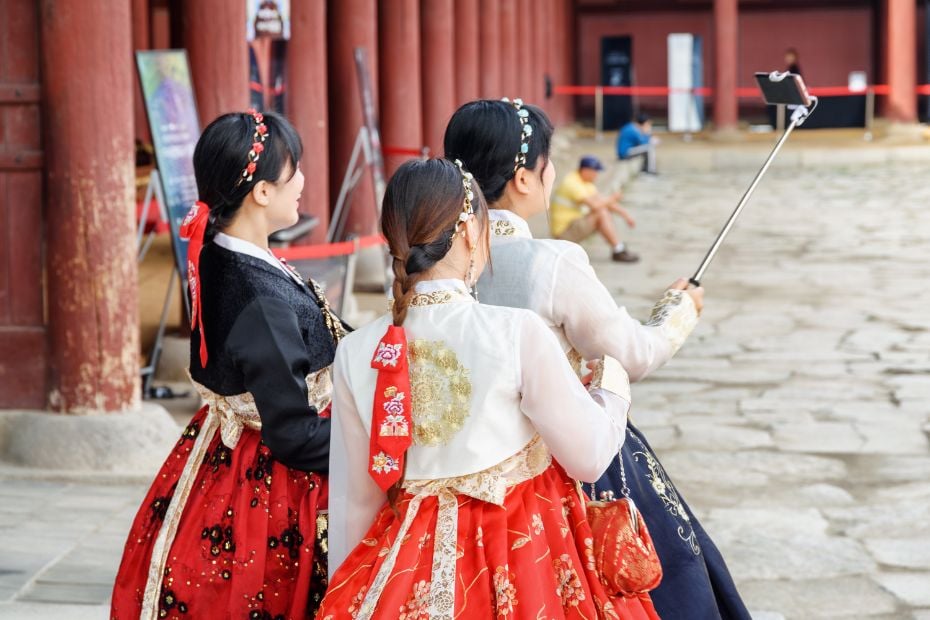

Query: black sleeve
left=226, top=296, right=330, bottom=473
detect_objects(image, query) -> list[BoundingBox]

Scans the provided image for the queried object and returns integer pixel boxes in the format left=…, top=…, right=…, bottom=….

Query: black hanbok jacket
left=189, top=242, right=341, bottom=473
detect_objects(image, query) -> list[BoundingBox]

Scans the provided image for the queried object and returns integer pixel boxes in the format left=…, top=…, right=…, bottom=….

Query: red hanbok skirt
left=110, top=405, right=328, bottom=620
left=317, top=460, right=658, bottom=620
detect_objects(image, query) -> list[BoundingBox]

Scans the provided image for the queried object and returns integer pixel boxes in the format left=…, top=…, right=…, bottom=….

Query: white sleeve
left=516, top=312, right=629, bottom=483
left=327, top=343, right=386, bottom=579
left=550, top=244, right=697, bottom=382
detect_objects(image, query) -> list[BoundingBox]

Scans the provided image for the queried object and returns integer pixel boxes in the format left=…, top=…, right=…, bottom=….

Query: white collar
left=488, top=209, right=533, bottom=240
left=408, top=278, right=475, bottom=306
left=213, top=232, right=302, bottom=284
left=413, top=278, right=472, bottom=296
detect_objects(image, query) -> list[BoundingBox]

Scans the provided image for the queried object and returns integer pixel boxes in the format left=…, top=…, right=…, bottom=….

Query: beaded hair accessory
left=236, top=108, right=269, bottom=186
left=452, top=159, right=475, bottom=235
left=501, top=97, right=533, bottom=173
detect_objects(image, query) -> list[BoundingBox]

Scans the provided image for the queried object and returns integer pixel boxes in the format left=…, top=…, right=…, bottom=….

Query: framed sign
left=135, top=49, right=201, bottom=305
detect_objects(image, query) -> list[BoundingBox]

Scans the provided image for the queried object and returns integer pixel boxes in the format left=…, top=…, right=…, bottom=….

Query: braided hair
left=382, top=158, right=489, bottom=329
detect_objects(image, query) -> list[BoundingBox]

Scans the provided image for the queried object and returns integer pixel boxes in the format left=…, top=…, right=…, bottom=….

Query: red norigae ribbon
left=368, top=325, right=413, bottom=491
left=180, top=201, right=210, bottom=367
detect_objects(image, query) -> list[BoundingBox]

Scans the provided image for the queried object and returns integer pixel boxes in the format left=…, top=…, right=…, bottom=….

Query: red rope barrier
left=273, top=234, right=386, bottom=261
left=555, top=84, right=905, bottom=98
left=383, top=146, right=427, bottom=157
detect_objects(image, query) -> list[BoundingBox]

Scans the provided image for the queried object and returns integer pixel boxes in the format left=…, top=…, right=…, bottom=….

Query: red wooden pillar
left=516, top=0, right=533, bottom=99
left=287, top=0, right=330, bottom=242
left=42, top=0, right=139, bottom=413
left=479, top=0, right=501, bottom=98
left=499, top=0, right=517, bottom=94
left=328, top=0, right=379, bottom=237
left=713, top=0, right=738, bottom=130
left=131, top=0, right=151, bottom=144
left=532, top=0, right=548, bottom=109
left=552, top=0, right=573, bottom=125
left=455, top=0, right=480, bottom=105
left=421, top=0, right=456, bottom=156
left=183, top=0, right=248, bottom=124
left=885, top=0, right=917, bottom=122
left=379, top=0, right=422, bottom=175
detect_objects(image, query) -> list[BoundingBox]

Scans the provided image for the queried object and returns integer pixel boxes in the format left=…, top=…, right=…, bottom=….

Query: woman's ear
left=250, top=179, right=272, bottom=207
left=511, top=167, right=533, bottom=196
left=463, top=214, right=481, bottom=250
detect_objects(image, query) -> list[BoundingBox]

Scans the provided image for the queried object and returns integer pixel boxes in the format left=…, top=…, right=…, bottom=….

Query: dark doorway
left=601, top=35, right=633, bottom=130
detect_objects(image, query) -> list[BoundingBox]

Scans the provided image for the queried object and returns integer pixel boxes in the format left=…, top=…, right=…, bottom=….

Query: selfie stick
left=689, top=83, right=818, bottom=288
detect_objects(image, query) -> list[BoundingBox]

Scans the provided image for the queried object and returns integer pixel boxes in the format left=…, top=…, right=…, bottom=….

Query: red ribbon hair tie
left=368, top=325, right=413, bottom=491
left=180, top=201, right=210, bottom=367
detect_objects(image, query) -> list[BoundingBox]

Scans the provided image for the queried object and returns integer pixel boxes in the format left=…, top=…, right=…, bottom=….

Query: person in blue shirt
left=617, top=112, right=658, bottom=174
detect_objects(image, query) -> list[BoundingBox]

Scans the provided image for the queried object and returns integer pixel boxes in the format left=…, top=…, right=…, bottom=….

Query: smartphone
left=754, top=72, right=812, bottom=106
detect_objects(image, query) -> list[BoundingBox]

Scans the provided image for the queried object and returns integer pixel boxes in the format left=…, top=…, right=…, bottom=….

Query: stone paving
left=2, top=136, right=929, bottom=619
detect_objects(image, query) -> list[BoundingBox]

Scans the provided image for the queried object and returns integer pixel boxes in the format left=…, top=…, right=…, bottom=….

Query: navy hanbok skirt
left=591, top=422, right=752, bottom=620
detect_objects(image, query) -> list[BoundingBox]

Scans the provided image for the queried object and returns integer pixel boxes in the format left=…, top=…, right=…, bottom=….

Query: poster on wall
left=247, top=0, right=290, bottom=113
left=135, top=49, right=201, bottom=296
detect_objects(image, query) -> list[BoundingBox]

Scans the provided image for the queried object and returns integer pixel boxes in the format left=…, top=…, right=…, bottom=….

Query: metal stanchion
left=864, top=88, right=875, bottom=142
left=595, top=86, right=604, bottom=142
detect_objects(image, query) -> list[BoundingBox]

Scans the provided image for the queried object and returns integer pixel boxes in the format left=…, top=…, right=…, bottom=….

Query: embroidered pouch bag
left=586, top=456, right=662, bottom=595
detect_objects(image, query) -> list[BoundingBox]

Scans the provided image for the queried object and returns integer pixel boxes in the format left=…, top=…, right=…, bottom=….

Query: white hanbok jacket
left=326, top=279, right=630, bottom=576
left=478, top=209, right=699, bottom=401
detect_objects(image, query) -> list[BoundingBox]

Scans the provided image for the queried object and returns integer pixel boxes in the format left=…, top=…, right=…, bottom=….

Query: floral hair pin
left=452, top=159, right=475, bottom=234
left=501, top=97, right=533, bottom=173
left=237, top=108, right=268, bottom=186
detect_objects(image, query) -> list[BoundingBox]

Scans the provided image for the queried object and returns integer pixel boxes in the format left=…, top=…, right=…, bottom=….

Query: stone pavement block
left=865, top=539, right=930, bottom=570
left=856, top=421, right=930, bottom=454
left=825, top=501, right=930, bottom=540
left=773, top=421, right=866, bottom=454
left=18, top=581, right=112, bottom=605
left=843, top=455, right=930, bottom=485
left=738, top=577, right=898, bottom=619
left=38, top=561, right=117, bottom=587
left=874, top=573, right=930, bottom=608
left=0, top=602, right=108, bottom=620
left=676, top=422, right=774, bottom=450
left=718, top=532, right=876, bottom=581
left=659, top=450, right=847, bottom=487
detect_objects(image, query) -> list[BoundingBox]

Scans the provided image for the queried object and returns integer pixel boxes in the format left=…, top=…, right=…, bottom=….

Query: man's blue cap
left=579, top=155, right=604, bottom=171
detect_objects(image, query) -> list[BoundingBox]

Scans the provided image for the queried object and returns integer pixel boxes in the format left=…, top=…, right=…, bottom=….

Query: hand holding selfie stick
left=689, top=72, right=818, bottom=288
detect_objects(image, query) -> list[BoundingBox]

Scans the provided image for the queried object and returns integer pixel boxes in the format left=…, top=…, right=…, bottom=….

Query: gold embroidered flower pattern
left=583, top=537, right=596, bottom=571
left=493, top=565, right=518, bottom=616
left=408, top=339, right=472, bottom=446
left=409, top=290, right=455, bottom=306
left=398, top=580, right=431, bottom=620
left=348, top=585, right=368, bottom=618
left=491, top=220, right=517, bottom=237
left=532, top=514, right=545, bottom=536
left=552, top=553, right=586, bottom=608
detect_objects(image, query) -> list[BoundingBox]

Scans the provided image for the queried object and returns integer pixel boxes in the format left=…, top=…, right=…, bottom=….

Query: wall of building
left=574, top=5, right=875, bottom=118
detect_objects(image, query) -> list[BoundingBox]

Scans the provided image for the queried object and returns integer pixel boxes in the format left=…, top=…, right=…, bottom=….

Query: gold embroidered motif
left=645, top=289, right=699, bottom=354
left=566, top=347, right=584, bottom=376
left=491, top=219, right=517, bottom=237
left=358, top=437, right=550, bottom=620
left=627, top=431, right=699, bottom=555
left=408, top=339, right=472, bottom=446
left=139, top=368, right=334, bottom=619
left=409, top=290, right=455, bottom=307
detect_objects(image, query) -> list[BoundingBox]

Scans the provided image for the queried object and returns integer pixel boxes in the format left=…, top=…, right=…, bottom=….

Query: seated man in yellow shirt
left=550, top=155, right=639, bottom=263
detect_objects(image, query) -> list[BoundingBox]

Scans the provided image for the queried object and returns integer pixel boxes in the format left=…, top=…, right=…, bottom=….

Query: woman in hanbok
left=317, top=158, right=658, bottom=619
left=444, top=99, right=751, bottom=620
left=111, top=110, right=344, bottom=619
